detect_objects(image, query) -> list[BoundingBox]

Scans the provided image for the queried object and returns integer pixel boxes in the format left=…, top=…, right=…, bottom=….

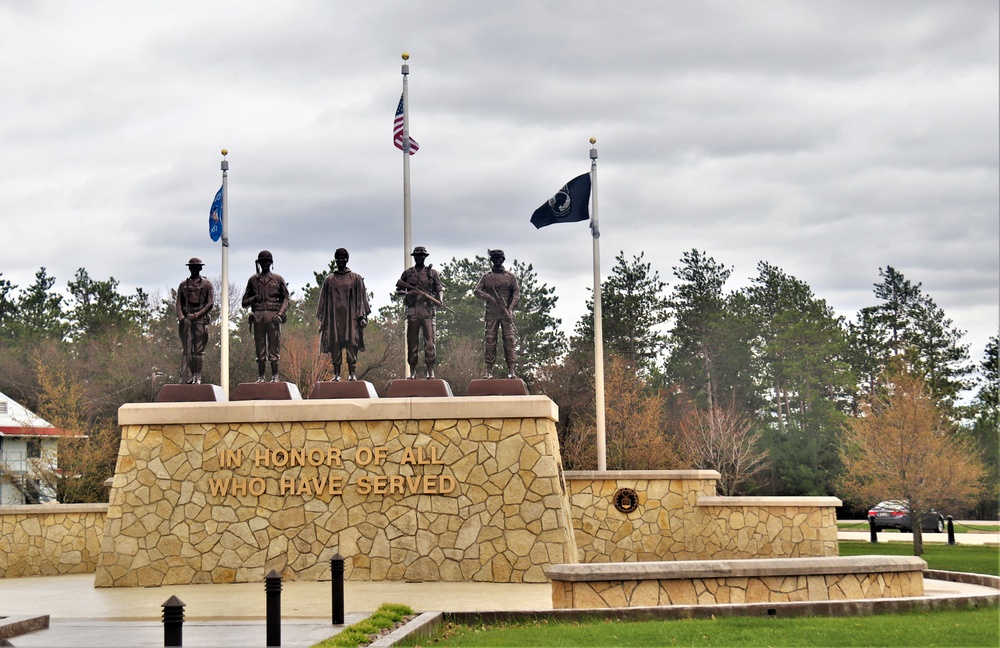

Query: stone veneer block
left=97, top=396, right=575, bottom=587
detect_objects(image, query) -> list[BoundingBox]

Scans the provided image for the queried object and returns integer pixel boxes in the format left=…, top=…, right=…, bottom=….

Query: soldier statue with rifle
left=396, top=246, right=444, bottom=379
left=474, top=249, right=520, bottom=379
left=175, top=257, right=214, bottom=384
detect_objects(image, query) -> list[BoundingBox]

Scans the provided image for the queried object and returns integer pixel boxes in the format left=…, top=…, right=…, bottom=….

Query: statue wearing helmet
left=241, top=250, right=290, bottom=382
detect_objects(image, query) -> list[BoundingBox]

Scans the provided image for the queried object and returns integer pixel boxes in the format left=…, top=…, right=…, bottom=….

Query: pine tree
left=574, top=251, right=670, bottom=374
left=12, top=267, right=67, bottom=342
left=742, top=262, right=853, bottom=495
left=848, top=266, right=972, bottom=411
left=664, top=249, right=745, bottom=410
left=965, top=335, right=998, bottom=518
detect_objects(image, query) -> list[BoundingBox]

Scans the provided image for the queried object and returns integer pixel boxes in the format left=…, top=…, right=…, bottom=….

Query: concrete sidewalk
left=6, top=618, right=365, bottom=648
left=838, top=529, right=1000, bottom=545
left=0, top=575, right=551, bottom=647
left=2, top=546, right=997, bottom=647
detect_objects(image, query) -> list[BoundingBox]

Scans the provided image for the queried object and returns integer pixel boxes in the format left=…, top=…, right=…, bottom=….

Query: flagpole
left=220, top=149, right=230, bottom=398
left=401, top=52, right=413, bottom=377
left=590, top=137, right=607, bottom=472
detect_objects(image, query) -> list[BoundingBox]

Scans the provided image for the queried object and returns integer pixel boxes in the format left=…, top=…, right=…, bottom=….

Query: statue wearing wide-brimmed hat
left=176, top=257, right=214, bottom=384
left=396, top=246, right=444, bottom=379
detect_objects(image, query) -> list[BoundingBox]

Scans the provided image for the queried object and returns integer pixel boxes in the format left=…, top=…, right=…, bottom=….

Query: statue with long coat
left=316, top=248, right=370, bottom=381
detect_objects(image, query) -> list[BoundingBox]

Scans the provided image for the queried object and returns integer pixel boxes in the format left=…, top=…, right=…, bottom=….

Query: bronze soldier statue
left=176, top=257, right=214, bottom=384
left=396, top=246, right=443, bottom=379
left=241, top=250, right=290, bottom=382
left=316, top=248, right=371, bottom=381
left=474, top=249, right=520, bottom=379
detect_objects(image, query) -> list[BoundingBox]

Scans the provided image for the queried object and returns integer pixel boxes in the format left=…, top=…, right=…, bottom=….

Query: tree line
left=0, top=252, right=994, bottom=518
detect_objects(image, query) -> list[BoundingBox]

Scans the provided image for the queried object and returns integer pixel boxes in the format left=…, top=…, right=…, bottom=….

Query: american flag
left=393, top=94, right=419, bottom=155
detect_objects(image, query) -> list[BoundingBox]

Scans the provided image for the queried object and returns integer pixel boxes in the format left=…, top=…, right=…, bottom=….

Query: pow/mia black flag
left=530, top=172, right=591, bottom=229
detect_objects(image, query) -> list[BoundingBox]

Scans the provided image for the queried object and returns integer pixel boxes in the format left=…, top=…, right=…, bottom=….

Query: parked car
left=867, top=499, right=945, bottom=532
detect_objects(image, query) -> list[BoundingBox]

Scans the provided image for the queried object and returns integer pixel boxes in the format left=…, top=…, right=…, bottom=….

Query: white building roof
left=0, top=389, right=63, bottom=437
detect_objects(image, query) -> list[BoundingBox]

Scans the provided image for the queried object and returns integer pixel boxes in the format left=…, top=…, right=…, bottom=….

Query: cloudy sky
left=2, top=1, right=997, bottom=373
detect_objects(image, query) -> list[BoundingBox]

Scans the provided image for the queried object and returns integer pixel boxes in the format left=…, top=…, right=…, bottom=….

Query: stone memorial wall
left=94, top=397, right=578, bottom=587
left=566, top=472, right=840, bottom=562
left=0, top=504, right=106, bottom=578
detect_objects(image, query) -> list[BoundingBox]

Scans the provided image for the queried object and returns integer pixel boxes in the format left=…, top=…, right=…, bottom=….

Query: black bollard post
left=331, top=553, right=345, bottom=625
left=162, top=595, right=185, bottom=647
left=868, top=515, right=878, bottom=543
left=265, top=569, right=282, bottom=647
left=947, top=515, right=957, bottom=545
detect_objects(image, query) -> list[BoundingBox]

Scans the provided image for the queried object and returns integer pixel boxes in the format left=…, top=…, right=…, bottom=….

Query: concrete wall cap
left=118, top=395, right=558, bottom=425
left=544, top=556, right=927, bottom=582
left=565, top=470, right=722, bottom=480
left=0, top=503, right=109, bottom=515
left=697, top=496, right=842, bottom=507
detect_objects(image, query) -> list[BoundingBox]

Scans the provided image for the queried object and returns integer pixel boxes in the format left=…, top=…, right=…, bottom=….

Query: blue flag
left=209, top=186, right=223, bottom=242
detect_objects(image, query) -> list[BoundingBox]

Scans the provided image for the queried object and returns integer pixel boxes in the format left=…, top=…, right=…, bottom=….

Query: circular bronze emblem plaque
left=613, top=487, right=639, bottom=514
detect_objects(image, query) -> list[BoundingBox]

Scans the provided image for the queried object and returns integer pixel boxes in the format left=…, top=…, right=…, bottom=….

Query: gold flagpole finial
left=589, top=137, right=596, bottom=145
left=401, top=52, right=410, bottom=60
left=221, top=148, right=228, bottom=157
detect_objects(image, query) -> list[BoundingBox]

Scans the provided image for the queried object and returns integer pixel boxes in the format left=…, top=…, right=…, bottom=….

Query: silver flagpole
left=220, top=149, right=230, bottom=398
left=401, top=52, right=412, bottom=378
left=590, top=138, right=607, bottom=472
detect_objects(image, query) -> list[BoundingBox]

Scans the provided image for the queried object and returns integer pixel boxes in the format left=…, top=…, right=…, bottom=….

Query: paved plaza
left=2, top=528, right=996, bottom=647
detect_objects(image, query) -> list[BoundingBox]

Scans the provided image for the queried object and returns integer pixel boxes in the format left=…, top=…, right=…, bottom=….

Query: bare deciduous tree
left=677, top=400, right=769, bottom=495
left=280, top=326, right=329, bottom=397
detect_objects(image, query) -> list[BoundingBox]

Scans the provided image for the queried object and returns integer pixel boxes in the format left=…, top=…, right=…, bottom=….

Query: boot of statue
left=407, top=364, right=418, bottom=380
left=270, top=362, right=280, bottom=383
left=256, top=361, right=267, bottom=383
left=348, top=365, right=358, bottom=382
left=483, top=364, right=494, bottom=380
left=332, top=364, right=342, bottom=382
left=426, top=363, right=435, bottom=380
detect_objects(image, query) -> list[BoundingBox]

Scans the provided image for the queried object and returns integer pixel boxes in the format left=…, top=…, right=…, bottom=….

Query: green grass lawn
left=413, top=543, right=998, bottom=647
left=838, top=540, right=1000, bottom=575
left=312, top=603, right=413, bottom=648
left=422, top=608, right=999, bottom=647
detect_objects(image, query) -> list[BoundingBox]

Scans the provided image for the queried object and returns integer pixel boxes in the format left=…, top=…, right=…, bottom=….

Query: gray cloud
left=0, top=0, right=996, bottom=369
